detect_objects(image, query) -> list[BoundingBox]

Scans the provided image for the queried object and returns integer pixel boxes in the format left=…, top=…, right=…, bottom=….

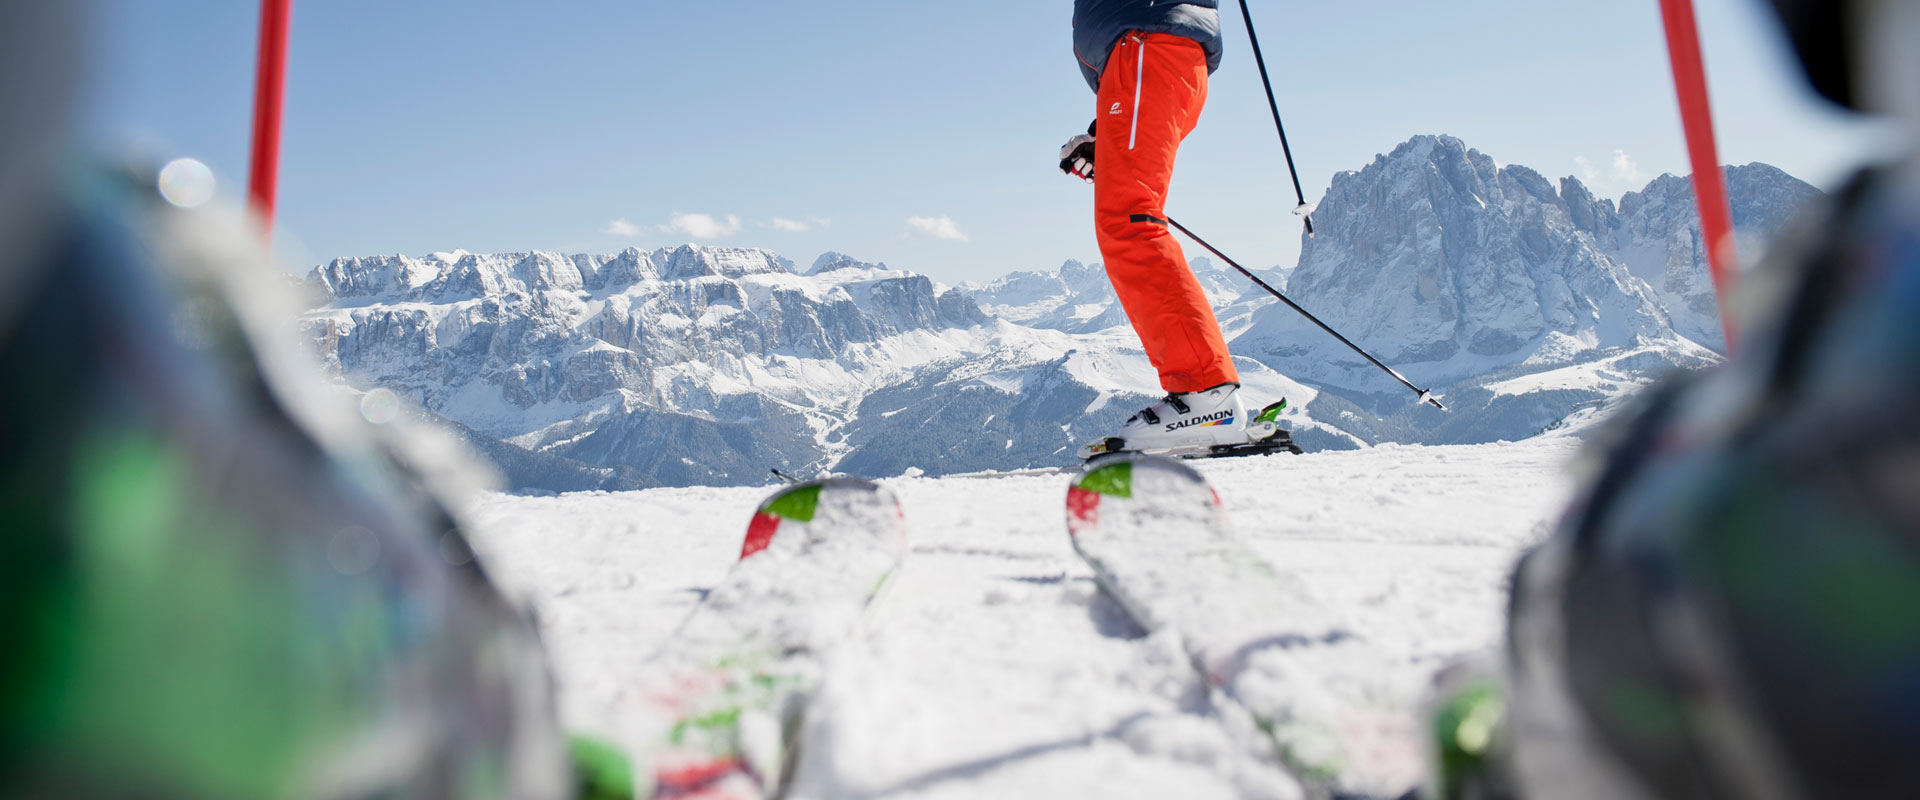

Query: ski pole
left=1165, top=215, right=1448, bottom=411
left=1237, top=0, right=1316, bottom=237
left=248, top=0, right=293, bottom=243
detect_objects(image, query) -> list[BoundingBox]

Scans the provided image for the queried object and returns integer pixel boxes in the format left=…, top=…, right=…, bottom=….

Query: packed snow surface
left=469, top=436, right=1582, bottom=797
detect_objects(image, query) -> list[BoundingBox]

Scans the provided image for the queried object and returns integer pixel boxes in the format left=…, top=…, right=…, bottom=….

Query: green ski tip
left=762, top=484, right=822, bottom=522
left=1077, top=461, right=1134, bottom=498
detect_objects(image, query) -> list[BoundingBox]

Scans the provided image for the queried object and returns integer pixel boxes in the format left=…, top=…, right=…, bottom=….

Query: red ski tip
left=740, top=512, right=780, bottom=559
left=1065, top=486, right=1102, bottom=535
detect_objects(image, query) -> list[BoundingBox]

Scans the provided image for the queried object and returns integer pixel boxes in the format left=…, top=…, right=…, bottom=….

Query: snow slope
left=468, top=436, right=1581, bottom=797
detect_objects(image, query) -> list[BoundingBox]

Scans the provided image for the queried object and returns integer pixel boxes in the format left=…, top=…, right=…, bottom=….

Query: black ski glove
left=1059, top=121, right=1097, bottom=183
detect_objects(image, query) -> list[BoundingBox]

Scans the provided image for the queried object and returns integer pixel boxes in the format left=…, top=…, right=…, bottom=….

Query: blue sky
left=84, top=0, right=1884, bottom=284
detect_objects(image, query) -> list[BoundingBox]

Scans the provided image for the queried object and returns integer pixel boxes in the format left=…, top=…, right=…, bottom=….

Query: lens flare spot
left=157, top=158, right=216, bottom=208
left=328, top=526, right=381, bottom=576
left=440, top=531, right=476, bottom=566
left=359, top=388, right=401, bottom=425
left=1454, top=696, right=1503, bottom=755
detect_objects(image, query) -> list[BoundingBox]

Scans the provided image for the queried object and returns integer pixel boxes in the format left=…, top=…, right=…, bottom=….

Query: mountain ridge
left=299, top=134, right=1823, bottom=490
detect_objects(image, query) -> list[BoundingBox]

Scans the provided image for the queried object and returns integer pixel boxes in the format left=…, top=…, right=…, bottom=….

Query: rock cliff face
left=302, top=136, right=1824, bottom=489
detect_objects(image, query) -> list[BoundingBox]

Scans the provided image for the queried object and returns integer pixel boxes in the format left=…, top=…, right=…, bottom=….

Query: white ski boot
left=1079, top=383, right=1250, bottom=460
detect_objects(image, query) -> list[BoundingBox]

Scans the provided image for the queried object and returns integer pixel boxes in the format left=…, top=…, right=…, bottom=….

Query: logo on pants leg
left=1109, top=102, right=1123, bottom=115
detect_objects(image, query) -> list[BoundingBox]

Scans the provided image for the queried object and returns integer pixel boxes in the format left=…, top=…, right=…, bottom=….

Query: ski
left=1065, top=455, right=1419, bottom=799
left=630, top=478, right=907, bottom=800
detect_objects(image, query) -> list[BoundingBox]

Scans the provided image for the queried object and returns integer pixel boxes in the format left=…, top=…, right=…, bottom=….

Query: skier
left=1061, top=0, right=1256, bottom=460
left=1423, top=0, right=1920, bottom=797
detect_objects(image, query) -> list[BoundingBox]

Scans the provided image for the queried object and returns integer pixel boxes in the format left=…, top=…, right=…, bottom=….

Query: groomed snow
left=468, top=435, right=1582, bottom=797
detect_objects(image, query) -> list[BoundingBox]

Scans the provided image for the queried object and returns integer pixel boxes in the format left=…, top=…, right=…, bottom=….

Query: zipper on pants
left=1128, top=35, right=1146, bottom=150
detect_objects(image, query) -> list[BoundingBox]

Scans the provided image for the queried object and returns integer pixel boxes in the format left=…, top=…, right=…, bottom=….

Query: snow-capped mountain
left=301, top=135, right=1823, bottom=490
left=308, top=245, right=975, bottom=489
left=1231, top=136, right=1817, bottom=445
left=302, top=246, right=1321, bottom=491
left=1606, top=164, right=1822, bottom=350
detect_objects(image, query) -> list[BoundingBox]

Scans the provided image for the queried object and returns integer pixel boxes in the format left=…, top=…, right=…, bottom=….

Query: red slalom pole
left=1658, top=0, right=1740, bottom=352
left=248, top=0, right=293, bottom=242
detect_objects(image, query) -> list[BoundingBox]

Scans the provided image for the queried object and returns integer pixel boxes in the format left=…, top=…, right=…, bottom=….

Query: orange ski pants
left=1095, top=32, right=1238, bottom=394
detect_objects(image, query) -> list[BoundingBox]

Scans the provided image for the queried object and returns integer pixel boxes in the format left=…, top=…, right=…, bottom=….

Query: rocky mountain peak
left=657, top=244, right=791, bottom=281
left=810, top=251, right=889, bottom=275
left=1249, top=134, right=1664, bottom=377
left=1607, top=163, right=1824, bottom=350
left=1240, top=134, right=1821, bottom=391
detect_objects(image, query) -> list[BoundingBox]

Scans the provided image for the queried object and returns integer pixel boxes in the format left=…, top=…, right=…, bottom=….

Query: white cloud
left=1575, top=156, right=1598, bottom=183
left=1610, top=149, right=1642, bottom=184
left=906, top=215, right=968, bottom=242
left=770, top=217, right=811, bottom=232
left=810, top=216, right=833, bottom=228
left=663, top=212, right=742, bottom=240
left=604, top=218, right=640, bottom=237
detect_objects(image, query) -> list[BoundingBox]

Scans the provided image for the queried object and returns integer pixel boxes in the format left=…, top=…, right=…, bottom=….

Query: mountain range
left=299, top=134, right=1824, bottom=491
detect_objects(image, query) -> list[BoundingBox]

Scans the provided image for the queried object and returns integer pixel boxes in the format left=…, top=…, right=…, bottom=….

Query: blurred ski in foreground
left=629, top=478, right=907, bottom=799
left=1066, top=455, right=1420, bottom=799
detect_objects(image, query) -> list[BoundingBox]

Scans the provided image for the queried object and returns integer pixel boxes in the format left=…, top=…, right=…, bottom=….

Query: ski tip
left=1072, top=452, right=1207, bottom=487
left=1074, top=459, right=1136, bottom=499
left=741, top=477, right=900, bottom=560
left=1067, top=459, right=1138, bottom=534
left=1066, top=454, right=1219, bottom=537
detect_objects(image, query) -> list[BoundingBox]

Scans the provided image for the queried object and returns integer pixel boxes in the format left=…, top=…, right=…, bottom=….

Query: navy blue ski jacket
left=1073, top=0, right=1223, bottom=92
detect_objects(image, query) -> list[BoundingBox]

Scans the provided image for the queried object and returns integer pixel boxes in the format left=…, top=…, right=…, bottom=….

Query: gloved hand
left=1058, top=121, right=1096, bottom=183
